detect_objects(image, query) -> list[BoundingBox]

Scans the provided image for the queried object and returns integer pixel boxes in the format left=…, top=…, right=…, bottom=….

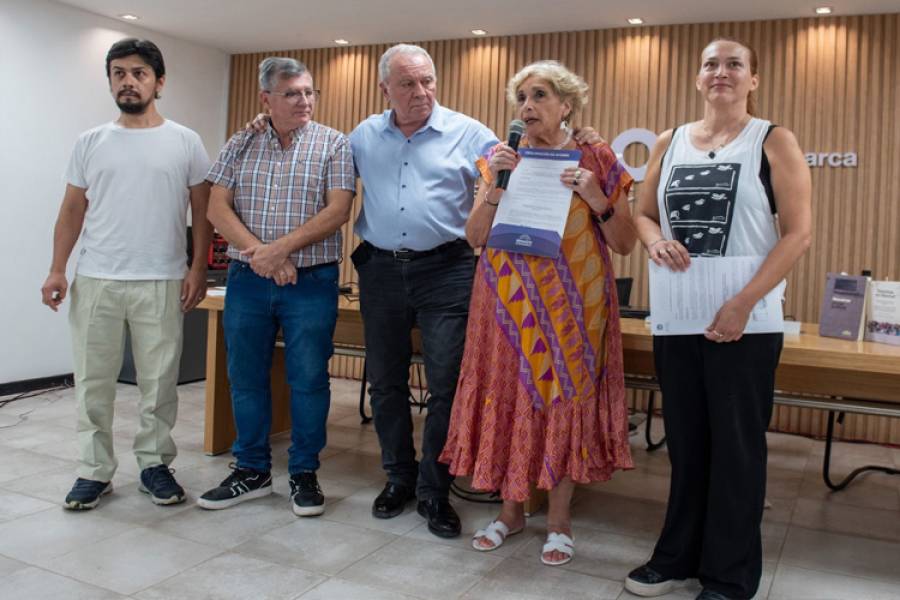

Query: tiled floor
left=0, top=378, right=898, bottom=599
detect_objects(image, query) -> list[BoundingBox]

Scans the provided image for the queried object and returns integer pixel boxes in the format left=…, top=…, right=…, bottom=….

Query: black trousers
left=353, top=241, right=476, bottom=501
left=648, top=333, right=783, bottom=600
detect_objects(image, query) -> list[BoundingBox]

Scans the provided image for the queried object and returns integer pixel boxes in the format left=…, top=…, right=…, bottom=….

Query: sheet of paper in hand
left=649, top=256, right=786, bottom=336
left=487, top=148, right=581, bottom=258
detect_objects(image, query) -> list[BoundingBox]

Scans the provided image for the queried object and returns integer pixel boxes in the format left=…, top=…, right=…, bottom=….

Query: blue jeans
left=223, top=260, right=338, bottom=474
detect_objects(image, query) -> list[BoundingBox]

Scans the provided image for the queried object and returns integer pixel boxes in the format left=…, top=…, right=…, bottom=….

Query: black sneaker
left=64, top=478, right=112, bottom=510
left=696, top=590, right=732, bottom=600
left=197, top=464, right=272, bottom=510
left=139, top=464, right=186, bottom=505
left=625, top=564, right=679, bottom=597
left=289, top=472, right=325, bottom=517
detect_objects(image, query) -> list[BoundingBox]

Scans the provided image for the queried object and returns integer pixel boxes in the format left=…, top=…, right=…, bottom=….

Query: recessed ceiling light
left=815, top=6, right=833, bottom=14
left=627, top=17, right=644, bottom=25
left=471, top=29, right=488, bottom=36
left=119, top=14, right=139, bottom=21
left=334, top=39, right=350, bottom=45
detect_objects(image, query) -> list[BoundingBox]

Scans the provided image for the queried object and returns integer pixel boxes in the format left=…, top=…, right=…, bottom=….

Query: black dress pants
left=648, top=333, right=783, bottom=599
left=353, top=241, right=476, bottom=501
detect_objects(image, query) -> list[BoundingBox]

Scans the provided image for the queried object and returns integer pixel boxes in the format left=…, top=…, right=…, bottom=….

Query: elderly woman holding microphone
left=624, top=38, right=811, bottom=600
left=440, top=60, right=636, bottom=566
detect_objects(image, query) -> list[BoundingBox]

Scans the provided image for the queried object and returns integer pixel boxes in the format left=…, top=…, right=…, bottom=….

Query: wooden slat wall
left=225, top=14, right=900, bottom=444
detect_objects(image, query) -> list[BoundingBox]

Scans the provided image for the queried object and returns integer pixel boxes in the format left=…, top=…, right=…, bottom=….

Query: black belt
left=364, top=239, right=468, bottom=261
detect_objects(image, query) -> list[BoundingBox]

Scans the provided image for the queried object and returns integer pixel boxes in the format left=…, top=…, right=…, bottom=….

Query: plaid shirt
left=207, top=121, right=355, bottom=267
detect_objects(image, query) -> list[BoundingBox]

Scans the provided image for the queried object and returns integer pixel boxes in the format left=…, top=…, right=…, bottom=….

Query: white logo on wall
left=610, top=128, right=659, bottom=182
left=804, top=152, right=857, bottom=168
left=611, top=128, right=858, bottom=182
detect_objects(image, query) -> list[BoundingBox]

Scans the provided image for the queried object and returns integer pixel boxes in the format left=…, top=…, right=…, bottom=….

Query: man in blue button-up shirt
left=349, top=44, right=497, bottom=538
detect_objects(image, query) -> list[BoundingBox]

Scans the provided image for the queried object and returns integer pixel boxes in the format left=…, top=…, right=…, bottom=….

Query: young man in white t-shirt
left=40, top=38, right=212, bottom=510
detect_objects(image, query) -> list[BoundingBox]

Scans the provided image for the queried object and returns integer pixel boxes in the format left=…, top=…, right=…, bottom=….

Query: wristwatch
left=594, top=206, right=615, bottom=223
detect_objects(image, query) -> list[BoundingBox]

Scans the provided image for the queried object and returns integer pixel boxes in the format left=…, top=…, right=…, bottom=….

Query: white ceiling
left=54, top=0, right=900, bottom=54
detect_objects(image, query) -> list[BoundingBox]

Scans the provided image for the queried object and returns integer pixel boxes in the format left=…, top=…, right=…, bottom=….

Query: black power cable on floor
left=450, top=481, right=502, bottom=504
left=0, top=383, right=71, bottom=428
left=0, top=383, right=70, bottom=407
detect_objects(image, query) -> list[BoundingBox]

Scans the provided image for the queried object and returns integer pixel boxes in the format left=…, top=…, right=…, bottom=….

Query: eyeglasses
left=265, top=89, right=320, bottom=102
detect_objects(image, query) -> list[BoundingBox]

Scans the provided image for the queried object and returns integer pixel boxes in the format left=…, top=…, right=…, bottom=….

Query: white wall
left=0, top=0, right=230, bottom=384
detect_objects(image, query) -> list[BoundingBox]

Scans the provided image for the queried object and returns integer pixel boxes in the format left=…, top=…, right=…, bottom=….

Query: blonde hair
left=703, top=37, right=759, bottom=115
left=506, top=60, right=589, bottom=123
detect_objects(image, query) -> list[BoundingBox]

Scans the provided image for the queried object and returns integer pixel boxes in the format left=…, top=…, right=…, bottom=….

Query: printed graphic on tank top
left=662, top=162, right=742, bottom=256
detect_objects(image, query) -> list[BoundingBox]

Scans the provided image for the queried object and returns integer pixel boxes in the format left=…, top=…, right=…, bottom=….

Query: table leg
left=204, top=308, right=235, bottom=455
left=645, top=391, right=667, bottom=451
left=359, top=359, right=371, bottom=424
left=822, top=410, right=900, bottom=491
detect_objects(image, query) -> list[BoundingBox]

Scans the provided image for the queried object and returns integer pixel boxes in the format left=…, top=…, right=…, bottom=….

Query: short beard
left=116, top=97, right=151, bottom=115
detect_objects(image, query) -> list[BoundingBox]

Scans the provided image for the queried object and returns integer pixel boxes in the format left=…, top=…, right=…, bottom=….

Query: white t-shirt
left=65, top=120, right=210, bottom=280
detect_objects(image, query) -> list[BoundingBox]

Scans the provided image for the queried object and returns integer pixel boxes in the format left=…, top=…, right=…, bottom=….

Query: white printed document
left=649, top=256, right=785, bottom=336
left=865, top=280, right=900, bottom=346
left=487, top=148, right=581, bottom=258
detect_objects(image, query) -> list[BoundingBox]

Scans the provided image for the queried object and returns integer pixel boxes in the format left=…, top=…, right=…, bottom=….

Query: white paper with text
left=649, top=256, right=785, bottom=336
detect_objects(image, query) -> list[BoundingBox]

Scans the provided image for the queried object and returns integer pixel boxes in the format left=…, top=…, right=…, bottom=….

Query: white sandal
left=472, top=519, right=523, bottom=552
left=540, top=532, right=574, bottom=566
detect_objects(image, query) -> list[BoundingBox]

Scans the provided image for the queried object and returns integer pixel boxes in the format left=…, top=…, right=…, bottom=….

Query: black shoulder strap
left=760, top=124, right=777, bottom=214
left=659, top=126, right=678, bottom=169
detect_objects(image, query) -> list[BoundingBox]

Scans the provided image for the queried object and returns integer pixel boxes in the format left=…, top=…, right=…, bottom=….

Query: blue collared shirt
left=350, top=102, right=498, bottom=251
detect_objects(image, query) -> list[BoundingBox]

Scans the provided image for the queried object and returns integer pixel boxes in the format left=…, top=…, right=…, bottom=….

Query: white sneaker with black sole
left=289, top=471, right=325, bottom=517
left=197, top=464, right=272, bottom=510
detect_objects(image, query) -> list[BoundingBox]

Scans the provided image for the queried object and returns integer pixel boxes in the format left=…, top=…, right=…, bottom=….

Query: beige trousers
left=69, top=275, right=183, bottom=481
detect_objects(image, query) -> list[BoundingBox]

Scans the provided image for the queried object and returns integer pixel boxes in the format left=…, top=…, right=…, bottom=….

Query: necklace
left=707, top=142, right=727, bottom=160
left=702, top=117, right=750, bottom=159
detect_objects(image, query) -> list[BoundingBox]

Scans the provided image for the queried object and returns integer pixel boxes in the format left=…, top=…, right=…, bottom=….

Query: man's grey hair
left=378, top=44, right=436, bottom=82
left=258, top=57, right=309, bottom=91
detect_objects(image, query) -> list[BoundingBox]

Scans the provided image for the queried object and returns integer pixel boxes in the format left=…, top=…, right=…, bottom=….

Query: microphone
left=495, top=119, right=526, bottom=190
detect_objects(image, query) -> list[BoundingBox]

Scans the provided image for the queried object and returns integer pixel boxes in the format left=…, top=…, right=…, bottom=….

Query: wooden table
left=619, top=318, right=900, bottom=490
left=198, top=294, right=900, bottom=491
left=618, top=318, right=900, bottom=403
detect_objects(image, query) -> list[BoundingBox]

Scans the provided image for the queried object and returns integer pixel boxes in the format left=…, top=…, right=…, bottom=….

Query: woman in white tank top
left=625, top=39, right=812, bottom=600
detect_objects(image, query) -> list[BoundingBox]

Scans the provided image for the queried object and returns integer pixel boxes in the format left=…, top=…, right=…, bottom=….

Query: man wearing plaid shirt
left=200, top=57, right=355, bottom=516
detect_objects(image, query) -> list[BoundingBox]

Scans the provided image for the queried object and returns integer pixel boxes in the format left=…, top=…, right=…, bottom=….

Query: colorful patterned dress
left=439, top=141, right=634, bottom=501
